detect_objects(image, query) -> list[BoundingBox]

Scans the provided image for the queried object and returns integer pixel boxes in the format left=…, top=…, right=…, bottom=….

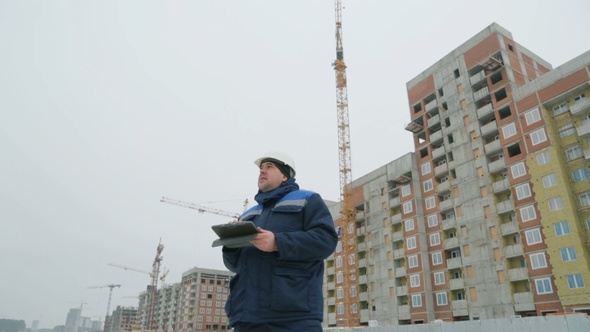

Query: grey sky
left=1, top=0, right=589, bottom=328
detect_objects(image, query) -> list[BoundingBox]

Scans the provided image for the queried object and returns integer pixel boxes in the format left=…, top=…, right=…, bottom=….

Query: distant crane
left=160, top=196, right=245, bottom=219
left=87, top=284, right=121, bottom=321
left=332, top=0, right=358, bottom=327
left=108, top=240, right=164, bottom=332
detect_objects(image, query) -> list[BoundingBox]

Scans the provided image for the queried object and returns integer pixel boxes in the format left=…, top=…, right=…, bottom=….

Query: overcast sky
left=1, top=0, right=589, bottom=328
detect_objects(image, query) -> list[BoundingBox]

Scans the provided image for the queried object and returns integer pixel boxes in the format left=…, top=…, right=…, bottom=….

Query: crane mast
left=147, top=241, right=164, bottom=332
left=332, top=0, right=358, bottom=327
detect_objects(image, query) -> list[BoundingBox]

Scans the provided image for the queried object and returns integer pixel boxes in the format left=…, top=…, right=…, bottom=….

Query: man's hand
left=250, top=227, right=278, bottom=252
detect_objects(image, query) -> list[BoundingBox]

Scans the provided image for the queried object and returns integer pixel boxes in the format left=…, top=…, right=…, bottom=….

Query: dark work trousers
left=233, top=320, right=322, bottom=332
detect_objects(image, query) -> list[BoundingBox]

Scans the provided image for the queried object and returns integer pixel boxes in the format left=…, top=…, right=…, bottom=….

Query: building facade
left=324, top=22, right=590, bottom=327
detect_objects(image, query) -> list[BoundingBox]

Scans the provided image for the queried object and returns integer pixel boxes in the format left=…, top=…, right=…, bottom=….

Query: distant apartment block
left=324, top=22, right=590, bottom=327
left=110, top=306, right=137, bottom=332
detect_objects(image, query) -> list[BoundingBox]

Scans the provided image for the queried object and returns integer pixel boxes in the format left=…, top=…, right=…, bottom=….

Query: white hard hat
left=254, top=151, right=296, bottom=177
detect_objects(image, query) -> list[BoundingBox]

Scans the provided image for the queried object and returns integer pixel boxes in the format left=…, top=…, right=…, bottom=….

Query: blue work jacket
left=222, top=178, right=338, bottom=325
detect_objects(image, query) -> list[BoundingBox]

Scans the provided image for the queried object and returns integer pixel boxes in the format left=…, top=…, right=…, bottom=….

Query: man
left=222, top=151, right=338, bottom=332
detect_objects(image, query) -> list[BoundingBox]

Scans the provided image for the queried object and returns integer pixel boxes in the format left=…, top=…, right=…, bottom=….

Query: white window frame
left=548, top=197, right=564, bottom=211
left=530, top=128, right=547, bottom=146
left=427, top=214, right=439, bottom=227
left=410, top=274, right=420, bottom=288
left=559, top=123, right=576, bottom=138
left=536, top=151, right=550, bottom=165
left=511, top=162, right=526, bottom=179
left=566, top=145, right=582, bottom=160
left=535, top=277, right=553, bottom=294
left=525, top=107, right=541, bottom=125
left=529, top=252, right=547, bottom=269
left=423, top=179, right=433, bottom=192
left=436, top=292, right=448, bottom=306
left=432, top=252, right=443, bottom=265
left=502, top=122, right=517, bottom=139
left=580, top=192, right=590, bottom=207
left=406, top=236, right=417, bottom=250
left=515, top=183, right=532, bottom=200
left=408, top=254, right=419, bottom=268
left=405, top=218, right=415, bottom=231
left=421, top=162, right=431, bottom=175
left=525, top=228, right=542, bottom=245
left=552, top=102, right=568, bottom=115
left=542, top=173, right=557, bottom=188
left=403, top=201, right=413, bottom=214
left=425, top=196, right=436, bottom=209
left=411, top=294, right=422, bottom=307
left=434, top=271, right=445, bottom=285
left=554, top=221, right=571, bottom=236
left=573, top=167, right=589, bottom=182
left=429, top=233, right=441, bottom=246
left=520, top=205, right=536, bottom=222
left=401, top=184, right=411, bottom=197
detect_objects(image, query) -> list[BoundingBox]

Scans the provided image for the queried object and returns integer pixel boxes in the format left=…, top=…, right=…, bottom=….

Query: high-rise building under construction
left=324, top=22, right=590, bottom=327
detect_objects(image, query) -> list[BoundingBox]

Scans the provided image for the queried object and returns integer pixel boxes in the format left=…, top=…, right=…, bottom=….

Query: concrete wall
left=324, top=314, right=589, bottom=332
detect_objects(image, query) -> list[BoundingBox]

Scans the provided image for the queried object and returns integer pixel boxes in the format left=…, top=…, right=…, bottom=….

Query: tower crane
left=332, top=0, right=358, bottom=327
left=87, top=284, right=121, bottom=332
left=160, top=196, right=242, bottom=219
left=108, top=240, right=163, bottom=332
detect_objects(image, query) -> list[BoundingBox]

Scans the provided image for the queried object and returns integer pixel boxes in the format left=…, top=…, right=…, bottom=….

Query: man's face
left=258, top=161, right=287, bottom=192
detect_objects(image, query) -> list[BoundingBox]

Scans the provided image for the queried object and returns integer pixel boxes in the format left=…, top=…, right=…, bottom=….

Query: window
left=423, top=179, right=433, bottom=192
left=432, top=252, right=443, bottom=265
left=520, top=205, right=536, bottom=222
left=411, top=294, right=422, bottom=307
left=535, top=278, right=553, bottom=294
left=405, top=218, right=415, bottom=231
left=427, top=214, right=439, bottom=227
left=430, top=233, right=441, bottom=246
left=548, top=197, right=564, bottom=211
left=574, top=93, right=586, bottom=102
left=350, top=285, right=357, bottom=296
left=337, top=303, right=344, bottom=314
left=408, top=255, right=419, bottom=268
left=525, top=108, right=541, bottom=125
left=337, top=288, right=344, bottom=299
left=336, top=256, right=342, bottom=268
left=542, top=173, right=557, bottom=188
left=552, top=102, right=568, bottom=116
left=525, top=228, right=542, bottom=245
left=515, top=183, right=532, bottom=200
left=410, top=274, right=420, bottom=288
left=559, top=123, right=576, bottom=138
left=425, top=196, right=436, bottom=209
left=337, top=272, right=343, bottom=283
left=566, top=274, right=585, bottom=289
left=566, top=145, right=582, bottom=160
left=530, top=128, right=547, bottom=145
left=554, top=221, right=571, bottom=236
left=511, top=162, right=526, bottom=178
left=436, top=292, right=448, bottom=306
left=403, top=201, right=413, bottom=214
left=502, top=123, right=517, bottom=139
left=401, top=184, right=411, bottom=197
left=421, top=162, right=431, bottom=175
left=573, top=168, right=589, bottom=182
left=537, top=151, right=551, bottom=165
left=407, top=236, right=417, bottom=249
left=560, top=247, right=577, bottom=261
left=434, top=271, right=445, bottom=285
left=529, top=252, right=547, bottom=269
left=580, top=192, right=590, bottom=207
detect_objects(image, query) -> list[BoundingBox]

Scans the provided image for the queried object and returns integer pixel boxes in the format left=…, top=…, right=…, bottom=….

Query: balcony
left=447, top=257, right=462, bottom=269
left=500, top=222, right=519, bottom=235
left=396, top=286, right=408, bottom=296
left=435, top=163, right=449, bottom=177
left=449, top=278, right=464, bottom=290
left=492, top=178, right=510, bottom=193
left=390, top=196, right=401, bottom=208
left=358, top=258, right=367, bottom=268
left=425, top=99, right=438, bottom=113
left=432, top=146, right=445, bottom=159
left=391, top=213, right=402, bottom=224
left=393, top=230, right=404, bottom=242
left=328, top=313, right=336, bottom=325
left=508, top=267, right=529, bottom=281
left=481, top=120, right=498, bottom=136
left=393, top=248, right=405, bottom=259
left=470, top=70, right=486, bottom=86
left=484, top=139, right=502, bottom=155
left=474, top=86, right=490, bottom=101
left=327, top=266, right=335, bottom=275
left=513, top=292, right=535, bottom=311
left=570, top=98, right=590, bottom=116
left=360, top=309, right=370, bottom=323
left=359, top=274, right=368, bottom=285
left=444, top=237, right=459, bottom=249
left=430, top=130, right=443, bottom=143
left=476, top=103, right=494, bottom=118
left=439, top=199, right=453, bottom=211
left=496, top=200, right=514, bottom=214
left=576, top=122, right=590, bottom=137
left=504, top=244, right=524, bottom=258
left=327, top=281, right=335, bottom=290
left=428, top=114, right=441, bottom=128
left=442, top=217, right=456, bottom=230
left=397, top=305, right=410, bottom=320
left=328, top=297, right=335, bottom=305
left=395, top=266, right=407, bottom=277
left=451, top=300, right=468, bottom=317
left=358, top=242, right=366, bottom=251
left=488, top=158, right=507, bottom=173
left=437, top=180, right=450, bottom=193
left=359, top=291, right=368, bottom=301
